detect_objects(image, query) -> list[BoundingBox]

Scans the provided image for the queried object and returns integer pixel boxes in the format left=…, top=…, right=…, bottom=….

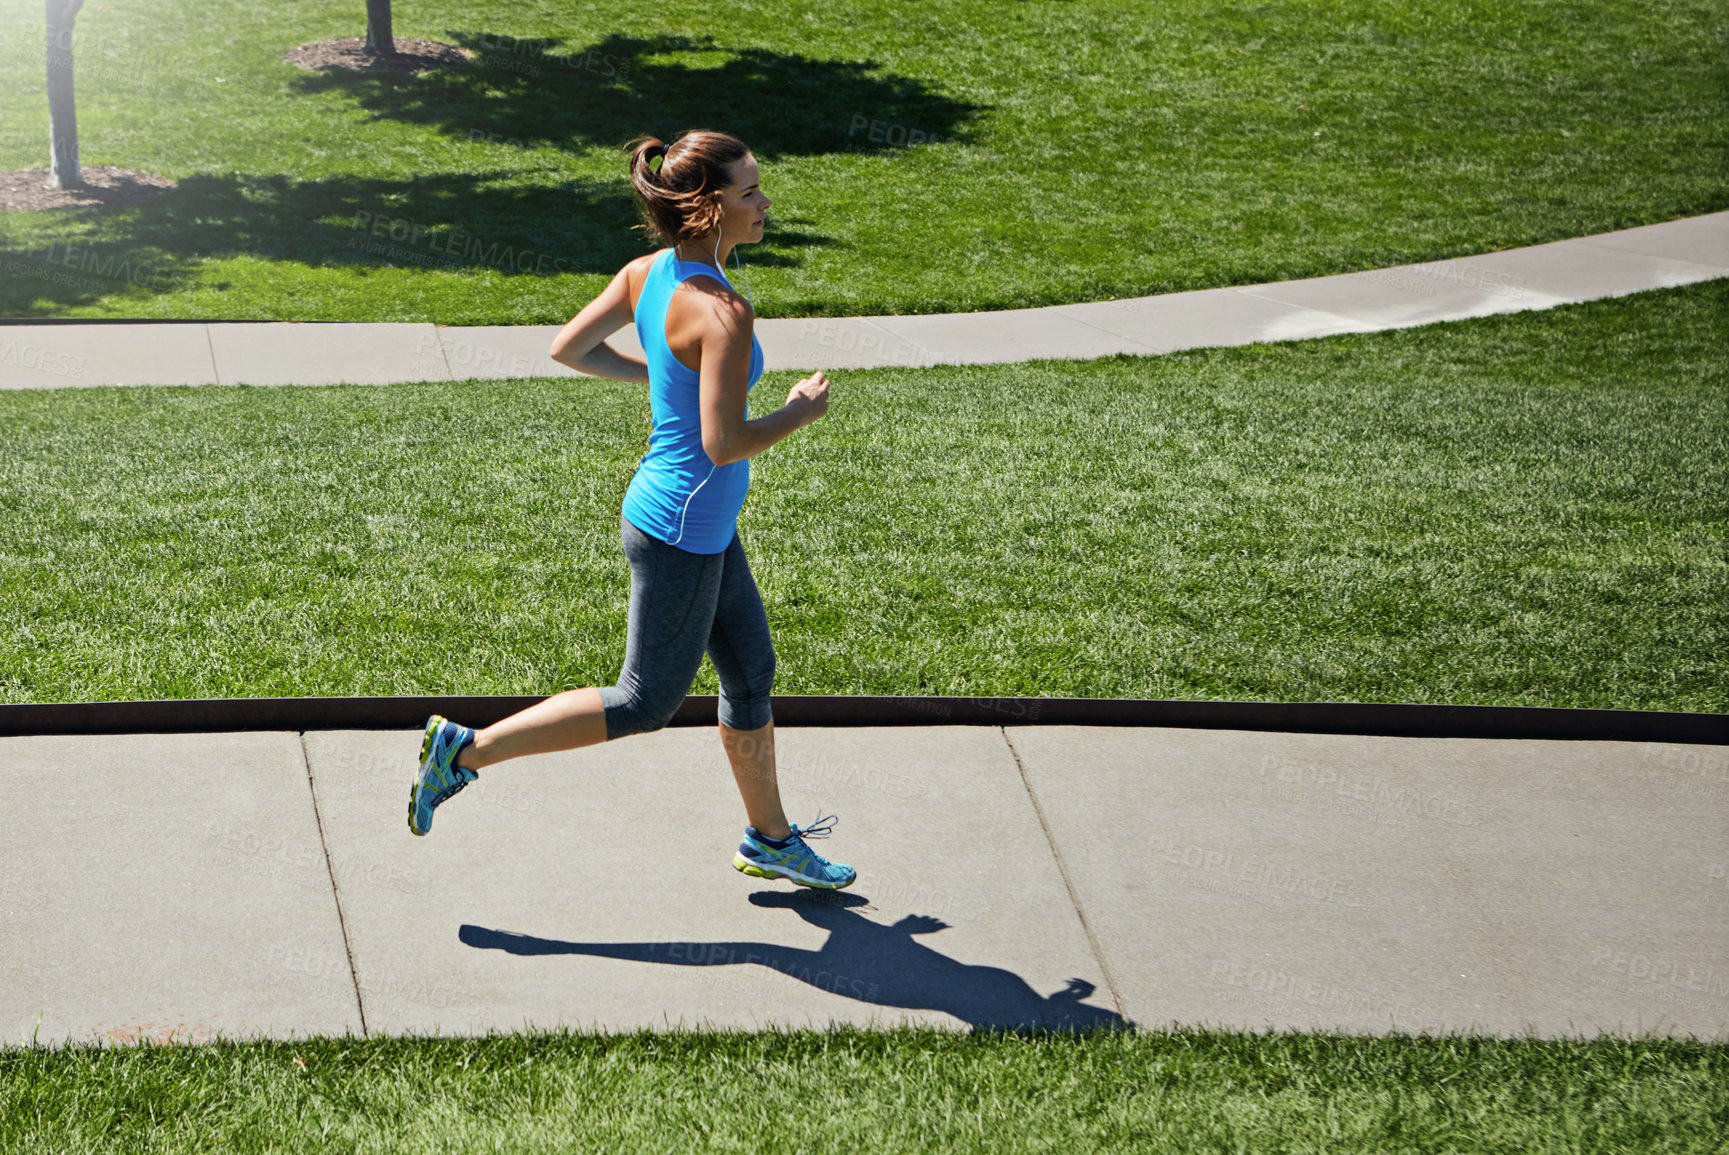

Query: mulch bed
left=284, top=37, right=472, bottom=74
left=0, top=166, right=176, bottom=213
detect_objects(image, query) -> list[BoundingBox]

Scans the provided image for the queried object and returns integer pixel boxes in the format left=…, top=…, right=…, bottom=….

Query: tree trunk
left=45, top=0, right=86, bottom=190
left=363, top=0, right=395, bottom=57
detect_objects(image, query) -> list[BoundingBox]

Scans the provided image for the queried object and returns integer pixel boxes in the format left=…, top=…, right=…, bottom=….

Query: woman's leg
left=720, top=720, right=789, bottom=839
left=706, top=531, right=791, bottom=838
left=459, top=687, right=607, bottom=770
left=459, top=515, right=721, bottom=771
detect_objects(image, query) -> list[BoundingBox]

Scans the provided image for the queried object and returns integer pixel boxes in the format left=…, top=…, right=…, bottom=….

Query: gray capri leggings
left=598, top=513, right=777, bottom=738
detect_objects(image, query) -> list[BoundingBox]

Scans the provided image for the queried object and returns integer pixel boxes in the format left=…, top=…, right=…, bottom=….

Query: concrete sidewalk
left=4, top=722, right=1724, bottom=1046
left=1, top=212, right=1725, bottom=389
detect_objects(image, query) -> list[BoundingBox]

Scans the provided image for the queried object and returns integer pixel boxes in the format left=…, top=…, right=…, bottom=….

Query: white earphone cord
left=706, top=222, right=753, bottom=309
left=671, top=220, right=750, bottom=546
left=677, top=217, right=753, bottom=308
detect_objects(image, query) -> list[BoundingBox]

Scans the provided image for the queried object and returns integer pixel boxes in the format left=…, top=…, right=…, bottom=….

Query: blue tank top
left=620, top=247, right=765, bottom=553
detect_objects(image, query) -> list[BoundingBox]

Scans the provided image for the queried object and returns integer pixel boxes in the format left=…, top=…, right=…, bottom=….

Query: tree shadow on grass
left=0, top=168, right=800, bottom=316
left=459, top=888, right=1131, bottom=1034
left=0, top=34, right=982, bottom=315
left=288, top=31, right=986, bottom=160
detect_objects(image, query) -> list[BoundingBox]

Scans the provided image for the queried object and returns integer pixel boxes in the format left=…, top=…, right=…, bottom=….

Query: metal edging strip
left=0, top=695, right=1721, bottom=744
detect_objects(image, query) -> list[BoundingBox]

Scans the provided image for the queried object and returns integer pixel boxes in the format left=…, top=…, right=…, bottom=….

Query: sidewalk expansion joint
left=428, top=323, right=454, bottom=382
left=298, top=731, right=369, bottom=1037
left=203, top=324, right=222, bottom=386
left=998, top=725, right=1128, bottom=1023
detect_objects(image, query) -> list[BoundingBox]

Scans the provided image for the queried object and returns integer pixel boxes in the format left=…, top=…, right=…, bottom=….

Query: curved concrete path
left=0, top=211, right=1724, bottom=388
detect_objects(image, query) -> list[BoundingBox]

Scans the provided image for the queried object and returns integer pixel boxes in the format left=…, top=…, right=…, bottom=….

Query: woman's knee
left=729, top=645, right=775, bottom=705
left=717, top=648, right=774, bottom=731
left=601, top=684, right=686, bottom=738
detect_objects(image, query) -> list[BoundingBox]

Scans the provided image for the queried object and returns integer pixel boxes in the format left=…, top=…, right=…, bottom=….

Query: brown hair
left=624, top=130, right=751, bottom=249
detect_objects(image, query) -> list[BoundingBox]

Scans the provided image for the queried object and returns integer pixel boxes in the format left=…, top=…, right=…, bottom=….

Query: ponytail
left=623, top=130, right=750, bottom=249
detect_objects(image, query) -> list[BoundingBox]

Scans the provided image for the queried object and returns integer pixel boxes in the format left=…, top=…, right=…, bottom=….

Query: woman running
left=406, top=129, right=855, bottom=890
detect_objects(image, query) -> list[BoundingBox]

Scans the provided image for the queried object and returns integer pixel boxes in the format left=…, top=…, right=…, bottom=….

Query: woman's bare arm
left=697, top=294, right=828, bottom=467
left=548, top=262, right=651, bottom=384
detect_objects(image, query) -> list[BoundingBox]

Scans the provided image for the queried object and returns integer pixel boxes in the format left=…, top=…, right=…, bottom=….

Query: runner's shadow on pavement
left=459, top=889, right=1131, bottom=1033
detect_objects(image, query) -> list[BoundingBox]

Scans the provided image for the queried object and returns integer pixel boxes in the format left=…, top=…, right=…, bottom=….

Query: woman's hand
left=786, top=370, right=830, bottom=427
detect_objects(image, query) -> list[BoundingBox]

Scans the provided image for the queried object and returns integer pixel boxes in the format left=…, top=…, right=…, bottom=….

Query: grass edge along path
left=1, top=1025, right=1725, bottom=1152
left=0, top=279, right=1723, bottom=713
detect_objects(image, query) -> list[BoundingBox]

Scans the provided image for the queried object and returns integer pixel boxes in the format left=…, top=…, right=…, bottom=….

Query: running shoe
left=733, top=813, right=857, bottom=889
left=408, top=715, right=478, bottom=837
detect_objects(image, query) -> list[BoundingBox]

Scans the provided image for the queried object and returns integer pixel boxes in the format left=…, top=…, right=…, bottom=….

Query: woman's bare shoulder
left=623, top=251, right=662, bottom=314
left=670, top=267, right=754, bottom=329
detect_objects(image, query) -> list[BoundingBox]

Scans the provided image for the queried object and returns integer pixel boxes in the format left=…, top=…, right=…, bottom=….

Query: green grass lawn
left=4, top=0, right=1723, bottom=1133
left=1, top=279, right=1722, bottom=710
left=3, top=1026, right=1724, bottom=1153
left=0, top=0, right=1724, bottom=322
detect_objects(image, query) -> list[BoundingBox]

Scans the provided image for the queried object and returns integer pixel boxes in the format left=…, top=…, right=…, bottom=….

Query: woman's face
left=715, top=153, right=770, bottom=241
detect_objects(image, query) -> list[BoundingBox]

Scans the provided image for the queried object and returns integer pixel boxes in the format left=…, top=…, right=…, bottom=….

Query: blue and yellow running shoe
left=408, top=715, right=478, bottom=837
left=733, top=813, right=857, bottom=889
